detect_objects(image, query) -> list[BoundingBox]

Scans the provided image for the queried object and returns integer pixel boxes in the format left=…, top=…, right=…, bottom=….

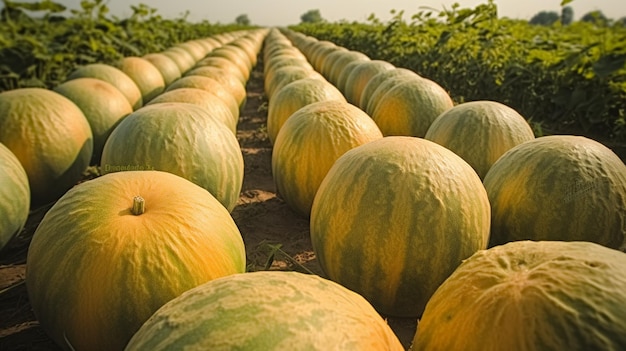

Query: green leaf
left=560, top=0, right=574, bottom=6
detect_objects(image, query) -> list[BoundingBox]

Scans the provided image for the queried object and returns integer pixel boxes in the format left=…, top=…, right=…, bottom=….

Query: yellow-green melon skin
left=310, top=136, right=491, bottom=317
left=371, top=78, right=454, bottom=137
left=125, top=271, right=404, bottom=351
left=26, top=170, right=246, bottom=351
left=412, top=240, right=626, bottom=351
left=272, top=100, right=383, bottom=217
left=0, top=143, right=30, bottom=252
left=67, top=63, right=143, bottom=110
left=141, top=53, right=182, bottom=87
left=0, top=88, right=93, bottom=206
left=146, top=88, right=237, bottom=134
left=100, top=103, right=243, bottom=212
left=425, top=100, right=535, bottom=179
left=483, top=135, right=626, bottom=249
left=53, top=77, right=133, bottom=164
left=267, top=77, right=346, bottom=145
left=115, top=57, right=166, bottom=103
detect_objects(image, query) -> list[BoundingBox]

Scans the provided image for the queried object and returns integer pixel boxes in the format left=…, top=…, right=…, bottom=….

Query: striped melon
left=100, top=103, right=243, bottom=212
left=267, top=77, right=346, bottom=145
left=125, top=271, right=404, bottom=351
left=363, top=69, right=422, bottom=115
left=413, top=240, right=626, bottom=351
left=310, top=137, right=491, bottom=317
left=272, top=100, right=383, bottom=217
left=371, top=78, right=454, bottom=137
left=483, top=135, right=626, bottom=249
left=0, top=143, right=30, bottom=252
left=424, top=100, right=535, bottom=179
left=343, top=60, right=395, bottom=106
left=0, top=88, right=93, bottom=206
left=26, top=170, right=246, bottom=351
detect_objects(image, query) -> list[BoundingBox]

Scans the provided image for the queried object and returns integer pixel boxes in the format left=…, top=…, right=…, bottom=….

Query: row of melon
left=266, top=28, right=626, bottom=349
left=0, top=28, right=265, bottom=254
left=0, top=28, right=275, bottom=351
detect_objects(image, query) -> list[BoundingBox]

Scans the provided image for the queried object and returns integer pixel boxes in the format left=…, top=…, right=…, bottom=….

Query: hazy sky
left=14, top=0, right=626, bottom=26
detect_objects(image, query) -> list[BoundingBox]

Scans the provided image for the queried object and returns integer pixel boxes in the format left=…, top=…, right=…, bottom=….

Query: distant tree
left=301, top=9, right=323, bottom=23
left=561, top=6, right=574, bottom=25
left=529, top=11, right=559, bottom=25
left=581, top=10, right=609, bottom=25
left=615, top=16, right=626, bottom=27
left=235, top=14, right=250, bottom=25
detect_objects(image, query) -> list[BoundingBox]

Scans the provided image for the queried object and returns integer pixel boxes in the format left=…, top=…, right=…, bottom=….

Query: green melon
left=310, top=136, right=491, bottom=317
left=343, top=60, right=396, bottom=106
left=412, top=240, right=626, bottom=351
left=125, top=271, right=404, bottom=351
left=483, top=135, right=626, bottom=249
left=100, top=103, right=243, bottom=212
left=371, top=78, right=454, bottom=137
left=272, top=100, right=383, bottom=217
left=267, top=77, right=346, bottom=145
left=363, top=70, right=422, bottom=115
left=26, top=170, right=246, bottom=351
left=0, top=143, right=30, bottom=252
left=424, top=100, right=536, bottom=179
left=0, top=88, right=93, bottom=206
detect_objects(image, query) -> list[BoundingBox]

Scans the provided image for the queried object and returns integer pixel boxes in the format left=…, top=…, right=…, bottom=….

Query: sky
left=8, top=0, right=626, bottom=26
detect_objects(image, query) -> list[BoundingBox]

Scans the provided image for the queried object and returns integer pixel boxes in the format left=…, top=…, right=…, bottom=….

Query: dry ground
left=0, top=61, right=418, bottom=350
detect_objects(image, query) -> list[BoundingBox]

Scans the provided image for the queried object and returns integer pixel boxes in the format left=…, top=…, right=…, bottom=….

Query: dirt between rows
left=0, top=61, right=418, bottom=349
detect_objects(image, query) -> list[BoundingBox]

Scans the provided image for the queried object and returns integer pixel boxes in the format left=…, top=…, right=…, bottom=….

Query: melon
left=26, top=170, right=246, bottom=351
left=146, top=88, right=237, bottom=134
left=100, top=103, right=244, bottom=212
left=483, top=135, right=626, bottom=249
left=310, top=136, right=491, bottom=317
left=194, top=56, right=248, bottom=84
left=272, top=100, right=383, bottom=217
left=115, top=56, right=166, bottom=103
left=324, top=50, right=370, bottom=85
left=359, top=68, right=419, bottom=111
left=412, top=240, right=626, bottom=351
left=141, top=53, right=182, bottom=87
left=343, top=60, right=396, bottom=106
left=264, top=65, right=322, bottom=100
left=185, top=66, right=247, bottom=106
left=54, top=77, right=133, bottom=164
left=424, top=100, right=536, bottom=179
left=125, top=271, right=404, bottom=351
left=0, top=88, right=93, bottom=206
left=66, top=63, right=143, bottom=110
left=165, top=75, right=240, bottom=119
left=371, top=77, right=454, bottom=137
left=267, top=77, right=346, bottom=145
left=161, top=47, right=196, bottom=74
left=0, top=143, right=30, bottom=252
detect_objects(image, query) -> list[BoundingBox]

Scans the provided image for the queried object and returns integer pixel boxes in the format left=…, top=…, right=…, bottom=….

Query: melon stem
left=132, top=196, right=145, bottom=215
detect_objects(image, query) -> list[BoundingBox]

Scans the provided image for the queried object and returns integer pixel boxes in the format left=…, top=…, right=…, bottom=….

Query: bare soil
left=0, top=61, right=418, bottom=350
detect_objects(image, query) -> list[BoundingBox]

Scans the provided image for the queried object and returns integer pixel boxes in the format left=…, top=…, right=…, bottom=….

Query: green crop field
left=290, top=1, right=626, bottom=144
